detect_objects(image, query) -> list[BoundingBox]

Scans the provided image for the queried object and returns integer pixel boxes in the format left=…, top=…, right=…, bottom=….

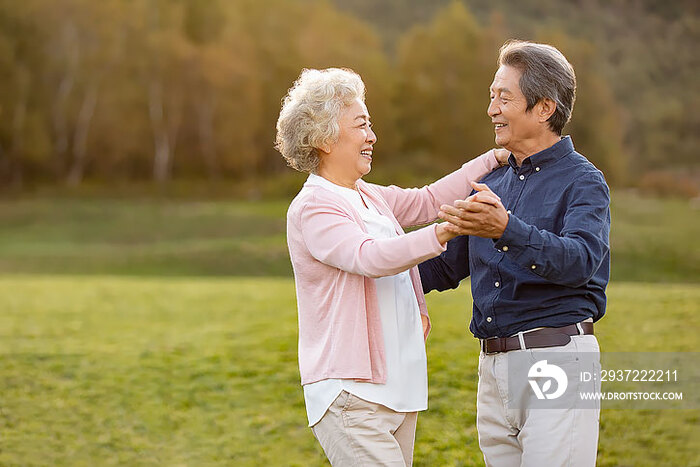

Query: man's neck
left=510, top=133, right=561, bottom=166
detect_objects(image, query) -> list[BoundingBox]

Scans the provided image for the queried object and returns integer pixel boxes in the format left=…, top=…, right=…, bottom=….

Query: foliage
left=2, top=0, right=689, bottom=188
left=394, top=2, right=498, bottom=173
left=0, top=276, right=697, bottom=465
left=0, top=0, right=393, bottom=185
left=334, top=0, right=700, bottom=178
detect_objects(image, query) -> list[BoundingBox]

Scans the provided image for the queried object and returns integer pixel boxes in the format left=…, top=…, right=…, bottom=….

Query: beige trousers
left=311, top=391, right=418, bottom=466
left=477, top=334, right=601, bottom=467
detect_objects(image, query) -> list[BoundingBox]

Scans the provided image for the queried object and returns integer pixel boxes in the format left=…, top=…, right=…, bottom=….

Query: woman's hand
left=435, top=221, right=459, bottom=245
left=494, top=148, right=510, bottom=167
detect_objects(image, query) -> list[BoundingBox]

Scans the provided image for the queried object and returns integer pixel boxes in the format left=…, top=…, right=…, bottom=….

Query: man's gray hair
left=498, top=40, right=576, bottom=135
left=275, top=68, right=365, bottom=173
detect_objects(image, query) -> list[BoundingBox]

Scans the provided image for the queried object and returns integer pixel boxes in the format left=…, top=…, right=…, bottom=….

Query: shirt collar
left=305, top=173, right=354, bottom=193
left=305, top=173, right=366, bottom=209
left=507, top=136, right=574, bottom=173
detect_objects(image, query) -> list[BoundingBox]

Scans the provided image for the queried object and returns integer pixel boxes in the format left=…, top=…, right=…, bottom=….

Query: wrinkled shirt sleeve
left=493, top=173, right=610, bottom=288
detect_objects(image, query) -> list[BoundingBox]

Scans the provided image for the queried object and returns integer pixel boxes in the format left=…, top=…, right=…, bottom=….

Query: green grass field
left=0, top=198, right=291, bottom=277
left=0, top=277, right=697, bottom=466
left=0, top=192, right=698, bottom=465
left=0, top=190, right=697, bottom=282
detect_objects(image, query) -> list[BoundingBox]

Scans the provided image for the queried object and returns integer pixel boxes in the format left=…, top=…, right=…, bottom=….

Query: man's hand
left=438, top=182, right=509, bottom=239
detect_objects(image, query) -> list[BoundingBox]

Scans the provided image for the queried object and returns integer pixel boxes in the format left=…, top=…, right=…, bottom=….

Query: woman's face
left=322, top=98, right=377, bottom=183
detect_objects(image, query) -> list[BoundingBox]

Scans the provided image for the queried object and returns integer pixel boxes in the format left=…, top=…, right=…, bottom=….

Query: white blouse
left=302, top=174, right=428, bottom=426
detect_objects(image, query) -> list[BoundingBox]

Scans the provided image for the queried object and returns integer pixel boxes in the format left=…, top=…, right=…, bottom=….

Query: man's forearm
left=418, top=235, right=470, bottom=293
left=493, top=212, right=610, bottom=288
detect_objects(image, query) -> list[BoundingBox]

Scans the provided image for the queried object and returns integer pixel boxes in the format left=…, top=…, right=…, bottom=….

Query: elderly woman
left=276, top=68, right=505, bottom=466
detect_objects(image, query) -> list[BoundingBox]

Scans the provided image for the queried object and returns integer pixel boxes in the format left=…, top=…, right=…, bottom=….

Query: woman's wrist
left=435, top=222, right=458, bottom=245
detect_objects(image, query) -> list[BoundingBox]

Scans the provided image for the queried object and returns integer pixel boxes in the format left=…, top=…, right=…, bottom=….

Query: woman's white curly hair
left=275, top=68, right=365, bottom=173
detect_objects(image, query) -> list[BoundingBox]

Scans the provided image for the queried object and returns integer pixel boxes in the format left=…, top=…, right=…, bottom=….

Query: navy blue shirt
left=419, top=137, right=610, bottom=339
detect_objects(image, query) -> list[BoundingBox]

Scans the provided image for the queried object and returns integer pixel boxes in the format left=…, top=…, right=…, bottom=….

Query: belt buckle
left=482, top=337, right=500, bottom=355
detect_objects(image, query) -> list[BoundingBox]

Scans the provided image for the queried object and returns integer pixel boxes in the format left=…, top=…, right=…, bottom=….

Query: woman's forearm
left=370, top=149, right=500, bottom=227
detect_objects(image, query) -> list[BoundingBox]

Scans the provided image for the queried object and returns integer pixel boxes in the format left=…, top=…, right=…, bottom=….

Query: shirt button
left=519, top=175, right=525, bottom=180
left=502, top=246, right=509, bottom=252
left=535, top=167, right=541, bottom=172
left=531, top=264, right=537, bottom=269
left=486, top=317, right=492, bottom=323
left=506, top=210, right=512, bottom=214
left=495, top=281, right=500, bottom=287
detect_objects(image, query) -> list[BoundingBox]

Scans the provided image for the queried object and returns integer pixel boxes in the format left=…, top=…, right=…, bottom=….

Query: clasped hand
left=438, top=182, right=509, bottom=239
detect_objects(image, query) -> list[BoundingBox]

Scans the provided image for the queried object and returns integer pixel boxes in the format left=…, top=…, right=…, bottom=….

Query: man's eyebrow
left=490, top=86, right=513, bottom=95
left=354, top=114, right=370, bottom=121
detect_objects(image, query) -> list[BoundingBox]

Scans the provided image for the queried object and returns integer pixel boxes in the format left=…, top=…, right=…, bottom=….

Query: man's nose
left=487, top=100, right=499, bottom=117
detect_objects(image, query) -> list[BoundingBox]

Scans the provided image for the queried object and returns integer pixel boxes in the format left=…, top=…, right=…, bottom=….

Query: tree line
left=0, top=0, right=692, bottom=190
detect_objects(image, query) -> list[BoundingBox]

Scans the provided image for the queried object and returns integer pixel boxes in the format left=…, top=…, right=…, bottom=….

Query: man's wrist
left=493, top=213, right=527, bottom=250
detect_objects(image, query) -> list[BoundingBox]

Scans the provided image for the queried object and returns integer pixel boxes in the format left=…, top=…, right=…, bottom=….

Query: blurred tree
left=0, top=5, right=29, bottom=186
left=0, top=0, right=693, bottom=190
left=0, top=0, right=51, bottom=186
left=540, top=31, right=628, bottom=185
left=236, top=0, right=394, bottom=184
left=194, top=0, right=264, bottom=181
left=295, top=1, right=399, bottom=169
left=233, top=0, right=306, bottom=182
left=334, top=0, right=700, bottom=179
left=182, top=0, right=226, bottom=180
left=85, top=5, right=152, bottom=182
left=395, top=1, right=497, bottom=174
left=40, top=0, right=105, bottom=182
left=395, top=2, right=627, bottom=184
left=183, top=0, right=225, bottom=45
left=61, top=1, right=123, bottom=186
left=140, top=0, right=190, bottom=183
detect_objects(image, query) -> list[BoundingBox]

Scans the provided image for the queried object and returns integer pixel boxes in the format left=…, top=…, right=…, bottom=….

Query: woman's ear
left=318, top=141, right=332, bottom=154
left=537, top=98, right=557, bottom=123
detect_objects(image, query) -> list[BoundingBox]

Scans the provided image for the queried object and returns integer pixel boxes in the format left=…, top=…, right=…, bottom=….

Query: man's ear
left=537, top=98, right=557, bottom=123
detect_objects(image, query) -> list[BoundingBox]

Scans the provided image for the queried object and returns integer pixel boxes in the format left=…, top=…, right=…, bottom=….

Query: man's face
left=487, top=65, right=542, bottom=153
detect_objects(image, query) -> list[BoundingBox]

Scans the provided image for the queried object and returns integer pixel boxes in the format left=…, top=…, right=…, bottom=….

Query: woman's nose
left=367, top=126, right=377, bottom=144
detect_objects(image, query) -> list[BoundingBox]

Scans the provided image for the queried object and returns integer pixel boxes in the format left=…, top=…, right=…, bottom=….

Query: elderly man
left=419, top=40, right=610, bottom=466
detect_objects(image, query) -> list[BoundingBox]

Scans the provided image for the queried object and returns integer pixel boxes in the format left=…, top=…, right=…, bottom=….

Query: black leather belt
left=480, top=322, right=594, bottom=354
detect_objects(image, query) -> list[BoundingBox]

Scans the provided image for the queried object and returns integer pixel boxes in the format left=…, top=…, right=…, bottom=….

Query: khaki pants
left=311, top=391, right=418, bottom=466
left=477, top=334, right=601, bottom=467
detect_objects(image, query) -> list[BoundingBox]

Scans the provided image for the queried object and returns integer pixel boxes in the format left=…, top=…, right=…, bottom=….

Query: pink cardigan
left=286, top=151, right=499, bottom=385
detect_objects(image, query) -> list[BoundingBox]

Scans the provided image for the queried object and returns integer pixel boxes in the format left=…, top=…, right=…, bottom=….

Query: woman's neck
left=316, top=167, right=359, bottom=190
